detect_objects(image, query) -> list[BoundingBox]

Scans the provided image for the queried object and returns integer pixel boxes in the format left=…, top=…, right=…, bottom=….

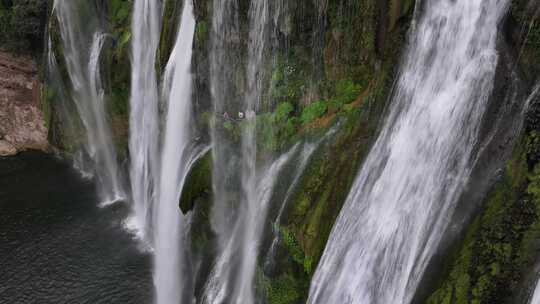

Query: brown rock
left=0, top=140, right=17, bottom=156
left=0, top=51, right=48, bottom=155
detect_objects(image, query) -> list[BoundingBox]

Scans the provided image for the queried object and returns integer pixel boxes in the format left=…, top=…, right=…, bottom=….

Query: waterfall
left=307, top=0, right=509, bottom=303
left=127, top=0, right=199, bottom=301
left=127, top=0, right=162, bottom=241
left=203, top=0, right=289, bottom=302
left=153, top=1, right=196, bottom=303
left=264, top=142, right=319, bottom=269
left=203, top=0, right=243, bottom=300
left=202, top=146, right=298, bottom=304
left=233, top=0, right=271, bottom=301
left=52, top=0, right=125, bottom=205
left=532, top=280, right=540, bottom=304
left=208, top=0, right=240, bottom=246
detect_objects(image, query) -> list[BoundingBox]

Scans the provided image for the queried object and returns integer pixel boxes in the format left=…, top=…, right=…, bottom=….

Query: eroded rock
left=0, top=51, right=48, bottom=155
left=0, top=140, right=17, bottom=156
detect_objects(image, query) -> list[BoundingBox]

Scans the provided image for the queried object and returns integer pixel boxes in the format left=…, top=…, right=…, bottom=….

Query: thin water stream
left=52, top=0, right=125, bottom=204
left=127, top=0, right=163, bottom=242
left=153, top=1, right=197, bottom=303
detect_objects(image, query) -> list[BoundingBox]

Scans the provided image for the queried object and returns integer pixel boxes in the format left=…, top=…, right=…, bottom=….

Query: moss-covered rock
left=260, top=20, right=407, bottom=304
left=510, top=0, right=540, bottom=81
left=426, top=142, right=532, bottom=304
left=180, top=151, right=212, bottom=214
left=425, top=129, right=540, bottom=304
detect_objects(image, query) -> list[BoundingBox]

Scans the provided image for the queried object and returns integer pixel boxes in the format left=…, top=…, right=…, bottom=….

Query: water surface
left=0, top=152, right=152, bottom=304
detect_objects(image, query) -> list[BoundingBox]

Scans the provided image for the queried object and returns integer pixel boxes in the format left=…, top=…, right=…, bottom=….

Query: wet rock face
left=0, top=51, right=48, bottom=156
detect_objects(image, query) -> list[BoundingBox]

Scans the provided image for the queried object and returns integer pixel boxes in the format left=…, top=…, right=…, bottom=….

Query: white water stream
left=308, top=0, right=510, bottom=303
left=153, top=1, right=196, bottom=304
left=532, top=280, right=540, bottom=304
left=202, top=145, right=299, bottom=304
left=127, top=0, right=162, bottom=241
left=53, top=0, right=125, bottom=205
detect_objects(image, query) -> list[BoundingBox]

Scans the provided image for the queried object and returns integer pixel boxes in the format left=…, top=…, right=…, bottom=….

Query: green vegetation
left=325, top=0, right=377, bottom=80
left=108, top=0, right=132, bottom=98
left=426, top=128, right=540, bottom=304
left=299, top=79, right=362, bottom=125
left=252, top=1, right=412, bottom=300
left=260, top=69, right=392, bottom=302
left=195, top=20, right=208, bottom=46
left=300, top=101, right=327, bottom=125
left=281, top=227, right=314, bottom=275
left=253, top=102, right=297, bottom=151
left=511, top=0, right=540, bottom=78
left=269, top=57, right=308, bottom=106
left=238, top=78, right=363, bottom=152
left=528, top=163, right=540, bottom=199
left=159, top=0, right=182, bottom=70
left=179, top=152, right=212, bottom=214
left=105, top=0, right=132, bottom=156
left=265, top=274, right=304, bottom=304
left=0, top=0, right=47, bottom=53
left=40, top=1, right=540, bottom=303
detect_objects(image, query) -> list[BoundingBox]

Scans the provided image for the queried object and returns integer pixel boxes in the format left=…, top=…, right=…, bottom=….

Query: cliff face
left=0, top=51, right=48, bottom=156
left=184, top=0, right=416, bottom=302
left=0, top=0, right=49, bottom=156
left=29, top=0, right=540, bottom=303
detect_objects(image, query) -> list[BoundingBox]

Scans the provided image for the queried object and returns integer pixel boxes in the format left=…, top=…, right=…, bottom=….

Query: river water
left=0, top=152, right=151, bottom=304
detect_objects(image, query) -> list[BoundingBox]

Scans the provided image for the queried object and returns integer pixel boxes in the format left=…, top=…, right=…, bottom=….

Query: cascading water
left=46, top=37, right=79, bottom=150
left=307, top=1, right=509, bottom=303
left=208, top=0, right=241, bottom=247
left=52, top=0, right=125, bottom=205
left=264, top=142, right=318, bottom=268
left=202, top=146, right=298, bottom=304
left=203, top=0, right=244, bottom=298
left=532, top=279, right=540, bottom=304
left=202, top=0, right=290, bottom=302
left=153, top=1, right=196, bottom=303
left=127, top=0, right=162, bottom=240
left=233, top=0, right=271, bottom=302
left=263, top=125, right=339, bottom=269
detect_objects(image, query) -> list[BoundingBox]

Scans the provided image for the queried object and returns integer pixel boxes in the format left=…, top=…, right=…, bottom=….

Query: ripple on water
left=0, top=152, right=152, bottom=304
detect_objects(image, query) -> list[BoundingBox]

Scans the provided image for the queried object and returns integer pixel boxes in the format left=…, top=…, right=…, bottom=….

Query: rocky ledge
left=0, top=51, right=48, bottom=156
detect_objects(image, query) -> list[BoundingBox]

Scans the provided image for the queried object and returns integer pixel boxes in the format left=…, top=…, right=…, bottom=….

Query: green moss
left=109, top=0, right=132, bottom=61
left=110, top=88, right=129, bottom=116
left=266, top=274, right=302, bottom=304
left=179, top=151, right=212, bottom=214
left=195, top=20, right=208, bottom=45
left=269, top=56, right=310, bottom=106
left=528, top=164, right=540, bottom=199
left=511, top=0, right=540, bottom=78
left=158, top=0, right=181, bottom=70
left=281, top=227, right=310, bottom=273
left=300, top=101, right=327, bottom=125
left=426, top=134, right=540, bottom=304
